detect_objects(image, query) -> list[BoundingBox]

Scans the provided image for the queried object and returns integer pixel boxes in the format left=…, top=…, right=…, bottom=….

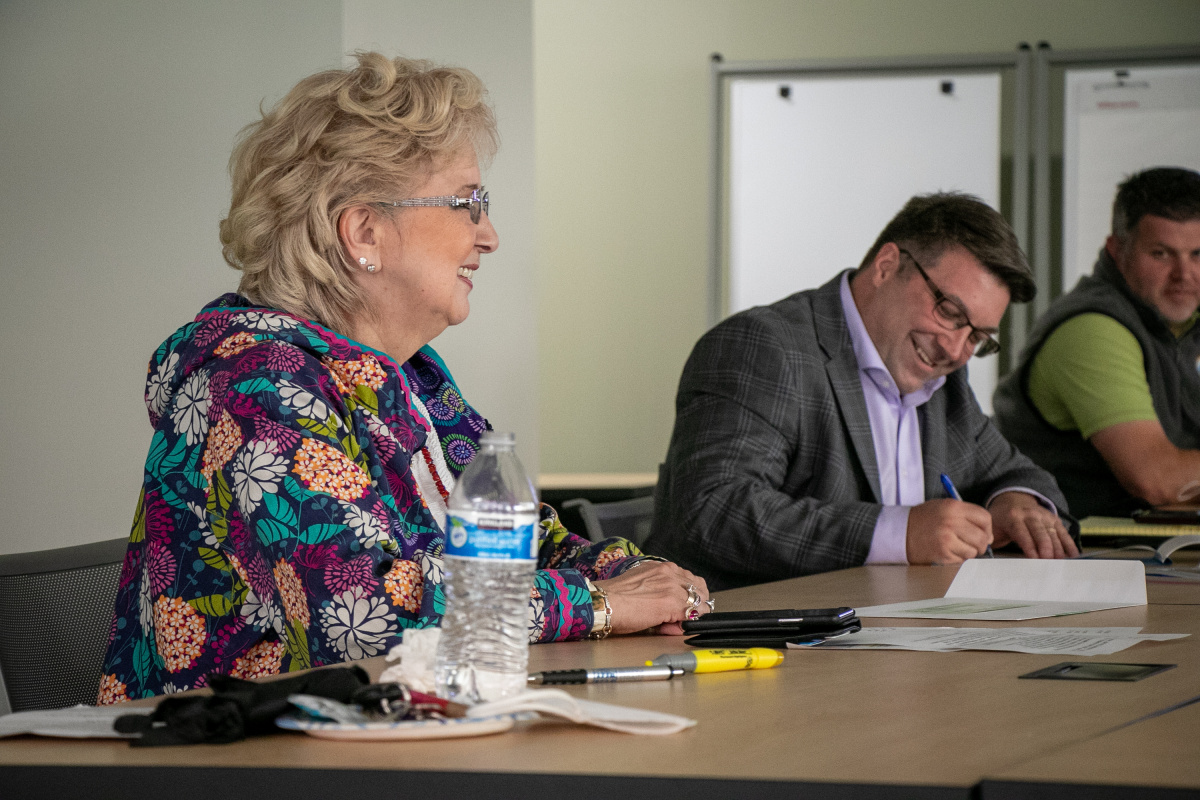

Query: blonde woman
left=98, top=53, right=708, bottom=703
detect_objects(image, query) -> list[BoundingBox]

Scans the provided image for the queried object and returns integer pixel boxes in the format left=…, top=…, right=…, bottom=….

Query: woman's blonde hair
left=219, top=52, right=498, bottom=334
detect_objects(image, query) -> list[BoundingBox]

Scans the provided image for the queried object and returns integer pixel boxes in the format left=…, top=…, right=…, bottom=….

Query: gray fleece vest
left=994, top=252, right=1200, bottom=518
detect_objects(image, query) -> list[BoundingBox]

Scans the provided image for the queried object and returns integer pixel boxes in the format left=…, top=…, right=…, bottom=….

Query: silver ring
left=704, top=598, right=715, bottom=612
left=685, top=584, right=702, bottom=620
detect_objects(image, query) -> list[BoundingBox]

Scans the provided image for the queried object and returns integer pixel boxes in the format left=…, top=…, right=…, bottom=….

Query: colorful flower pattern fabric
left=98, top=295, right=642, bottom=704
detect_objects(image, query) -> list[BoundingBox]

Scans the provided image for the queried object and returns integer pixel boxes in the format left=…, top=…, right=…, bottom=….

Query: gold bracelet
left=585, top=578, right=612, bottom=640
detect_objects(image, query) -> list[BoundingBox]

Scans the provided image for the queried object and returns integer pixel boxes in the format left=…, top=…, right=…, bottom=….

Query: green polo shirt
left=1027, top=313, right=1160, bottom=438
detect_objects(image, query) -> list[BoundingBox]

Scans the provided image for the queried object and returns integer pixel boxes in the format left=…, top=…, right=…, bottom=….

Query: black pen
left=527, top=666, right=685, bottom=685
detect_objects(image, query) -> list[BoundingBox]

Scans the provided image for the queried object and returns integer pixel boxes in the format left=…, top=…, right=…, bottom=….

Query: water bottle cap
left=479, top=431, right=516, bottom=447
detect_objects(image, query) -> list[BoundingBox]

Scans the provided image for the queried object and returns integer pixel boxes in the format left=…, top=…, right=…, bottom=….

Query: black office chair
left=0, top=537, right=128, bottom=715
left=562, top=495, right=655, bottom=548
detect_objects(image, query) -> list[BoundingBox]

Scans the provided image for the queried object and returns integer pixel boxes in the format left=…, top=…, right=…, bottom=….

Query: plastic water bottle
left=435, top=431, right=539, bottom=703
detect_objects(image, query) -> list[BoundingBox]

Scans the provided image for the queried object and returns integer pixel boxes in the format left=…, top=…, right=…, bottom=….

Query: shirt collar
left=839, top=271, right=944, bottom=406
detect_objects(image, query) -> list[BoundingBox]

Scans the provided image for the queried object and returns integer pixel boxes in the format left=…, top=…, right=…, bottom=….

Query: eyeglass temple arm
left=391, top=196, right=461, bottom=208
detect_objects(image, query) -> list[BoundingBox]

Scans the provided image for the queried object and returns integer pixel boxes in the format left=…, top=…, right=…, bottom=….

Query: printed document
left=798, top=626, right=1185, bottom=656
left=856, top=559, right=1146, bottom=620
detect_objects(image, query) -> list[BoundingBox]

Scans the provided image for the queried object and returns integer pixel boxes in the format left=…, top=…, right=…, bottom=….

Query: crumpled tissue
left=378, top=627, right=441, bottom=693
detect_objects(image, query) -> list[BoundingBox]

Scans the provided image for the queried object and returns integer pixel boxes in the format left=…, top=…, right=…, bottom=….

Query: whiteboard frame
left=710, top=50, right=1033, bottom=345
left=1031, top=44, right=1200, bottom=319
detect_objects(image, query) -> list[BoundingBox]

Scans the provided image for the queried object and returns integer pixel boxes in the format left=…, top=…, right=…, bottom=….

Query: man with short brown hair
left=995, top=167, right=1200, bottom=518
left=647, top=193, right=1075, bottom=590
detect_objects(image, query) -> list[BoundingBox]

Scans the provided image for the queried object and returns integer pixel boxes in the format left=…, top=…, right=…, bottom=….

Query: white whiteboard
left=728, top=72, right=1001, bottom=410
left=1062, top=64, right=1200, bottom=292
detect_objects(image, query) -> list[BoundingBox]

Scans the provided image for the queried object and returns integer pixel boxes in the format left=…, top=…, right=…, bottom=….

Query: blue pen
left=939, top=473, right=994, bottom=558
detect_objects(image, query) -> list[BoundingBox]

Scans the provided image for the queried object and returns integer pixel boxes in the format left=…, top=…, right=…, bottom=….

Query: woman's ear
left=338, top=204, right=383, bottom=269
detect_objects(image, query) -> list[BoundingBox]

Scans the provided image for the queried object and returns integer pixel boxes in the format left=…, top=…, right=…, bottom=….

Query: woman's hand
left=593, top=561, right=711, bottom=635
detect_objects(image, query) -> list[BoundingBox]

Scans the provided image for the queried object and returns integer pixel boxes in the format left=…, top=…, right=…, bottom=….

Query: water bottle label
left=446, top=512, right=538, bottom=561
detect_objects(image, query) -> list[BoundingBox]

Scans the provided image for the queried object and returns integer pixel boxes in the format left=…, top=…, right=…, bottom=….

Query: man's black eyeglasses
left=899, top=248, right=1001, bottom=357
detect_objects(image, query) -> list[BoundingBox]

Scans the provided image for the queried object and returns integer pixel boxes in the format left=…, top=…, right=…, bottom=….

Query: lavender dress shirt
left=839, top=274, right=1054, bottom=563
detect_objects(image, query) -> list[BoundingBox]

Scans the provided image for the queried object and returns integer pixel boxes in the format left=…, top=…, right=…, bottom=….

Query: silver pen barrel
left=528, top=666, right=684, bottom=685
left=586, top=665, right=683, bottom=683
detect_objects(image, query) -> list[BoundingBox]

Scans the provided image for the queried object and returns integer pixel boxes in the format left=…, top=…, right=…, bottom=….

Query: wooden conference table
left=1, top=564, right=1197, bottom=799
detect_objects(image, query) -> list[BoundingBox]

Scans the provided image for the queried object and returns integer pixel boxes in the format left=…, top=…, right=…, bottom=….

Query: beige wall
left=0, top=0, right=342, bottom=555
left=343, top=0, right=540, bottom=478
left=0, top=0, right=536, bottom=555
left=1, top=0, right=1197, bottom=555
left=533, top=0, right=1200, bottom=473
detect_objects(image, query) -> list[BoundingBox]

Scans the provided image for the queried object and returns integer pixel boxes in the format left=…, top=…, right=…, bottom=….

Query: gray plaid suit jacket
left=644, top=272, right=1069, bottom=590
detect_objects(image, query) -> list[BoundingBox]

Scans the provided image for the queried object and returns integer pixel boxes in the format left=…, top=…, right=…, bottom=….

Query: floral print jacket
left=98, top=295, right=639, bottom=703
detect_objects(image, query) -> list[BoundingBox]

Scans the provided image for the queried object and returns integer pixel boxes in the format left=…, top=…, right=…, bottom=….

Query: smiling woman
left=338, top=149, right=497, bottom=360
left=96, top=52, right=710, bottom=705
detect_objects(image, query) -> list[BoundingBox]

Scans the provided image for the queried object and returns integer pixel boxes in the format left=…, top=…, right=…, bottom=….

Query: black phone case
left=681, top=607, right=855, bottom=634
left=684, top=618, right=861, bottom=648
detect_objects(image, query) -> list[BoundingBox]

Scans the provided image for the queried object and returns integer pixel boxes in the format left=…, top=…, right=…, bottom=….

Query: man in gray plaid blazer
left=646, top=194, right=1078, bottom=590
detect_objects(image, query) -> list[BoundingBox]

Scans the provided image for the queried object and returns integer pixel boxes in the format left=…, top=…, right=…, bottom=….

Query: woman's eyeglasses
left=380, top=188, right=489, bottom=224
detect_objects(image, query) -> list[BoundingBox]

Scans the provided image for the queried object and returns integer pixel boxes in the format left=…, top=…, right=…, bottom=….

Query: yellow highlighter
left=647, top=648, right=784, bottom=673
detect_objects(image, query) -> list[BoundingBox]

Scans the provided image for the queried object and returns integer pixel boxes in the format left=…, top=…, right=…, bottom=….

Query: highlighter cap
left=749, top=647, right=785, bottom=668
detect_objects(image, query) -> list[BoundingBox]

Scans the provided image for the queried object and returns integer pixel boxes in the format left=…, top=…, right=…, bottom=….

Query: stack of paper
left=802, top=626, right=1185, bottom=655
left=857, top=559, right=1146, bottom=621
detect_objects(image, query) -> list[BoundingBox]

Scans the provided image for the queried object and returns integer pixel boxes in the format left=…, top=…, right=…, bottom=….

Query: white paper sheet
left=857, top=560, right=1147, bottom=620
left=0, top=704, right=139, bottom=739
left=469, top=689, right=696, bottom=735
left=796, top=626, right=1186, bottom=656
left=1146, top=567, right=1200, bottom=582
